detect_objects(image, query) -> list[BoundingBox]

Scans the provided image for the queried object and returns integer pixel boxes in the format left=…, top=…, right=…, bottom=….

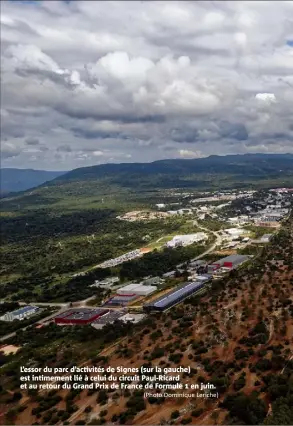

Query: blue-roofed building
left=1, top=305, right=39, bottom=322
left=143, top=281, right=205, bottom=312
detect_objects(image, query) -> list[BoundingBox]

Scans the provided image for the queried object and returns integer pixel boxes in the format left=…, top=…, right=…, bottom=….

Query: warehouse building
left=166, top=232, right=207, bottom=248
left=119, top=313, right=146, bottom=323
left=260, top=234, right=273, bottom=243
left=116, top=284, right=140, bottom=294
left=195, top=275, right=212, bottom=282
left=1, top=306, right=40, bottom=322
left=117, top=283, right=157, bottom=296
left=142, top=276, right=161, bottom=286
left=255, top=221, right=280, bottom=228
left=90, top=276, right=120, bottom=288
left=208, top=254, right=250, bottom=272
left=91, top=310, right=126, bottom=329
left=54, top=308, right=109, bottom=325
left=162, top=270, right=176, bottom=278
left=143, top=281, right=205, bottom=312
left=103, top=294, right=138, bottom=307
left=224, top=228, right=246, bottom=237
left=189, top=259, right=207, bottom=268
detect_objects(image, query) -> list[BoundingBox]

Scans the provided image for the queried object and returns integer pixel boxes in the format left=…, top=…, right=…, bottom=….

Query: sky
left=1, top=0, right=293, bottom=171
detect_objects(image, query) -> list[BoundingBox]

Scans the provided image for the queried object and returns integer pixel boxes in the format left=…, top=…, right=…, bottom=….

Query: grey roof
left=154, top=282, right=204, bottom=308
left=162, top=270, right=176, bottom=277
left=105, top=294, right=138, bottom=304
left=190, top=259, right=206, bottom=265
left=92, top=310, right=126, bottom=325
left=213, top=254, right=249, bottom=264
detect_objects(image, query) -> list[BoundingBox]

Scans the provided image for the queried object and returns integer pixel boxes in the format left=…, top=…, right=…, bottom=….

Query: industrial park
left=0, top=253, right=252, bottom=331
left=1, top=187, right=291, bottom=335
left=0, top=185, right=292, bottom=426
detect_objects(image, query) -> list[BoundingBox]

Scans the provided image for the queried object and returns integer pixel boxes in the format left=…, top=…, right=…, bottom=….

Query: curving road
left=193, top=219, right=223, bottom=259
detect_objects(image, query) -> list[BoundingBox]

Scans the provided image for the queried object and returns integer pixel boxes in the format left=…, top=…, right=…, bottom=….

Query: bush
left=171, top=410, right=180, bottom=419
left=191, top=409, right=204, bottom=417
left=182, top=417, right=192, bottom=424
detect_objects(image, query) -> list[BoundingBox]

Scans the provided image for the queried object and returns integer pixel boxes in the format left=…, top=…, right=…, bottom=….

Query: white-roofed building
left=166, top=232, right=207, bottom=248
left=117, top=283, right=157, bottom=296
left=119, top=313, right=146, bottom=323
left=224, top=228, right=246, bottom=237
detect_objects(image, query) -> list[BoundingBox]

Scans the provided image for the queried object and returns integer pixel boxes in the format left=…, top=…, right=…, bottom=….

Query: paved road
left=193, top=219, right=223, bottom=259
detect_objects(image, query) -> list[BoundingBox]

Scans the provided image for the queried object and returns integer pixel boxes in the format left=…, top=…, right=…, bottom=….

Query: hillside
left=1, top=154, right=292, bottom=305
left=0, top=168, right=66, bottom=194
left=49, top=153, right=293, bottom=191
left=1, top=154, right=293, bottom=214
left=1, top=215, right=292, bottom=425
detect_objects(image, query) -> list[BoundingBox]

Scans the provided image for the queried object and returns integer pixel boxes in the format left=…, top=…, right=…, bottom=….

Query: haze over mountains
left=0, top=168, right=65, bottom=194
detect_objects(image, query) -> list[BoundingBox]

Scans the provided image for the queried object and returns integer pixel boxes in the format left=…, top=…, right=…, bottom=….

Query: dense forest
left=0, top=240, right=210, bottom=303
left=119, top=244, right=208, bottom=280
left=1, top=204, right=203, bottom=301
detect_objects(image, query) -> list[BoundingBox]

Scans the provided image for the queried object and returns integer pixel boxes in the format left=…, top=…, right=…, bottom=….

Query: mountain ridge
left=52, top=153, right=293, bottom=179
left=46, top=153, right=293, bottom=190
left=2, top=154, right=293, bottom=202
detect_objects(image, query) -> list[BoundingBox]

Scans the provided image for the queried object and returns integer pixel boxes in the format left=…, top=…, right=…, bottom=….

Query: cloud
left=25, top=137, right=40, bottom=145
left=1, top=141, right=22, bottom=159
left=92, top=151, right=104, bottom=157
left=219, top=122, right=249, bottom=141
left=57, top=144, right=72, bottom=152
left=171, top=127, right=199, bottom=143
left=1, top=1, right=293, bottom=170
left=255, top=93, right=277, bottom=104
left=179, top=149, right=202, bottom=158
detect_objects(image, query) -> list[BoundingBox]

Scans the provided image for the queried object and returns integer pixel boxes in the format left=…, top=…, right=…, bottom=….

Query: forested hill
left=1, top=168, right=65, bottom=194
left=48, top=153, right=293, bottom=191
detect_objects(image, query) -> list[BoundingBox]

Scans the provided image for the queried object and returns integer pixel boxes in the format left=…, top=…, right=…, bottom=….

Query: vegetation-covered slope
left=1, top=214, right=292, bottom=425
left=48, top=153, right=293, bottom=191
left=1, top=154, right=292, bottom=303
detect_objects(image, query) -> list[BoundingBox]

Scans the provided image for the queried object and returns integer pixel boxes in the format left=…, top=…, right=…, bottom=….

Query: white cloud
left=255, top=93, right=277, bottom=104
left=92, top=151, right=104, bottom=157
left=5, top=44, right=61, bottom=73
left=179, top=149, right=202, bottom=158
